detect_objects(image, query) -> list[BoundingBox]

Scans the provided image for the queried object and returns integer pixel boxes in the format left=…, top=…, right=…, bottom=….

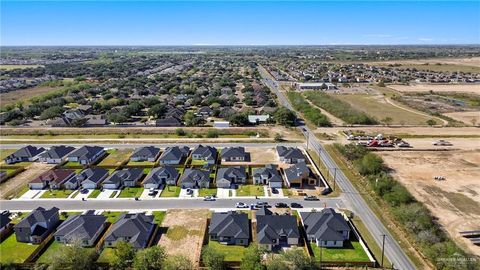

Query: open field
left=388, top=84, right=480, bottom=94
left=333, top=93, right=433, bottom=125
left=0, top=163, right=55, bottom=199
left=443, top=111, right=480, bottom=125
left=379, top=150, right=480, bottom=256
left=0, top=85, right=64, bottom=107
left=368, top=57, right=480, bottom=73
left=0, top=64, right=43, bottom=70
left=97, top=149, right=133, bottom=166
left=158, top=209, right=209, bottom=264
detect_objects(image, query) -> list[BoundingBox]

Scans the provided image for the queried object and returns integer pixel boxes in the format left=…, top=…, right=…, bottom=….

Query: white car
left=235, top=202, right=248, bottom=208
left=204, top=196, right=216, bottom=201
left=432, top=140, right=452, bottom=146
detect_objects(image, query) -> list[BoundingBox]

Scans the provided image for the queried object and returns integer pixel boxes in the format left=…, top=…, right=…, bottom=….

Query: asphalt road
left=259, top=66, right=415, bottom=270
left=0, top=197, right=344, bottom=212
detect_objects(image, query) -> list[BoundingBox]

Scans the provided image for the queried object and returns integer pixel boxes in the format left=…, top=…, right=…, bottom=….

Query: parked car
left=379, top=140, right=393, bottom=147
left=271, top=188, right=279, bottom=194
left=186, top=188, right=193, bottom=195
left=304, top=195, right=319, bottom=201
left=433, top=140, right=452, bottom=146
left=290, top=202, right=303, bottom=208
left=367, top=140, right=379, bottom=147
left=396, top=141, right=411, bottom=148
left=80, top=189, right=89, bottom=194
left=256, top=201, right=269, bottom=207
left=148, top=188, right=157, bottom=196
left=236, top=202, right=248, bottom=208
left=321, top=187, right=332, bottom=195
left=275, top=202, right=288, bottom=208
left=250, top=203, right=258, bottom=210
left=204, top=196, right=216, bottom=201
left=357, top=141, right=368, bottom=146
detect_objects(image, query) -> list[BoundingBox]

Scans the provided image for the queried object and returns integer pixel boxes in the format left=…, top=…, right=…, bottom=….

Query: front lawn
left=62, top=161, right=82, bottom=167
left=88, top=189, right=102, bottom=198
left=97, top=247, right=115, bottom=263
left=102, top=211, right=127, bottom=223
left=152, top=211, right=166, bottom=225
left=199, top=188, right=217, bottom=197
left=237, top=185, right=264, bottom=197
left=207, top=241, right=248, bottom=262
left=127, top=160, right=156, bottom=166
left=160, top=186, right=181, bottom=197
left=14, top=185, right=30, bottom=198
left=117, top=187, right=143, bottom=198
left=0, top=234, right=38, bottom=263
left=98, top=149, right=133, bottom=166
left=191, top=159, right=208, bottom=166
left=310, top=240, right=370, bottom=262
left=40, top=189, right=75, bottom=199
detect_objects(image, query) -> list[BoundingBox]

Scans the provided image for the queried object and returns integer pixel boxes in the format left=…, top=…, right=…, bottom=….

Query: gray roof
left=256, top=211, right=299, bottom=245
left=7, top=145, right=45, bottom=160
left=159, top=146, right=189, bottom=161
left=54, top=212, right=107, bottom=241
left=104, top=213, right=154, bottom=248
left=143, top=166, right=179, bottom=185
left=253, top=165, right=282, bottom=183
left=104, top=168, right=143, bottom=185
left=68, top=146, right=104, bottom=160
left=300, top=208, right=351, bottom=242
left=77, top=168, right=109, bottom=184
left=192, top=145, right=217, bottom=160
left=209, top=211, right=250, bottom=239
left=131, top=146, right=160, bottom=159
left=39, top=146, right=75, bottom=160
left=221, top=147, right=246, bottom=159
left=276, top=146, right=305, bottom=160
left=0, top=213, right=11, bottom=228
left=181, top=169, right=210, bottom=185
left=14, top=207, right=59, bottom=228
left=284, top=162, right=310, bottom=182
left=216, top=166, right=246, bottom=182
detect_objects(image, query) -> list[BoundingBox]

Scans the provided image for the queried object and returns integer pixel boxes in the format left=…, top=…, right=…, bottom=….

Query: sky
left=1, top=1, right=479, bottom=46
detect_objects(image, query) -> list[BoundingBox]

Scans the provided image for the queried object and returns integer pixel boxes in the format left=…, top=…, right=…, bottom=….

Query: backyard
left=97, top=248, right=115, bottom=263
left=309, top=240, right=370, bottom=262
left=206, top=241, right=248, bottom=262
left=0, top=234, right=38, bottom=263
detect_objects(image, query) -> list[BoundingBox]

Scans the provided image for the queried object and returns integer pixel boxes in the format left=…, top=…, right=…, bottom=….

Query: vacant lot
left=443, top=111, right=480, bottom=126
left=334, top=93, right=433, bottom=125
left=379, top=150, right=480, bottom=256
left=0, top=64, right=43, bottom=70
left=97, top=149, right=133, bottom=166
left=369, top=57, right=480, bottom=73
left=0, top=163, right=55, bottom=199
left=0, top=85, right=64, bottom=107
left=158, top=209, right=209, bottom=265
left=388, top=84, right=480, bottom=95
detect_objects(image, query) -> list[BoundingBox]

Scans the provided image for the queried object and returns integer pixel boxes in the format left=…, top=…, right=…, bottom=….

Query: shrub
left=206, top=129, right=219, bottom=138
left=286, top=92, right=331, bottom=127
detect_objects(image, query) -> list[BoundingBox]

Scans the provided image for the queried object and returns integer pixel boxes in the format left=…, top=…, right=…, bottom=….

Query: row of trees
left=334, top=143, right=479, bottom=269
left=286, top=92, right=331, bottom=127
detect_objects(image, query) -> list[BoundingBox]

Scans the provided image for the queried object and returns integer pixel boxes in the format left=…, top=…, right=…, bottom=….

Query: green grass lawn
left=199, top=188, right=217, bottom=197
left=117, top=187, right=144, bottom=198
left=310, top=240, right=370, bottom=262
left=152, top=211, right=166, bottom=225
left=143, top=168, right=152, bottom=174
left=191, top=159, right=208, bottom=166
left=37, top=241, right=94, bottom=263
left=102, top=211, right=127, bottom=223
left=14, top=185, right=30, bottom=198
left=40, top=189, right=75, bottom=199
left=97, top=247, right=116, bottom=263
left=97, top=149, right=133, bottom=166
left=0, top=161, right=32, bottom=168
left=237, top=185, right=264, bottom=197
left=175, top=167, right=185, bottom=174
left=110, top=191, right=118, bottom=198
left=282, top=188, right=293, bottom=197
left=160, top=186, right=181, bottom=197
left=207, top=241, right=248, bottom=262
left=127, top=160, right=156, bottom=166
left=0, top=234, right=38, bottom=263
left=59, top=211, right=82, bottom=220
left=87, top=189, right=101, bottom=198
left=62, top=161, right=82, bottom=167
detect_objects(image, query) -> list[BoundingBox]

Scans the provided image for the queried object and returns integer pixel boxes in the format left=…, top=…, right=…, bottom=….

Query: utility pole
left=381, top=234, right=386, bottom=268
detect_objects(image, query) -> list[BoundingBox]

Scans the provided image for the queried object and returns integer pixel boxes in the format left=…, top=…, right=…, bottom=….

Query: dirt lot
left=443, top=111, right=480, bottom=126
left=222, top=147, right=278, bottom=166
left=158, top=209, right=209, bottom=266
left=0, top=85, right=64, bottom=107
left=379, top=150, right=480, bottom=256
left=370, top=57, right=480, bottom=67
left=317, top=126, right=480, bottom=139
left=387, top=84, right=480, bottom=95
left=0, top=163, right=55, bottom=199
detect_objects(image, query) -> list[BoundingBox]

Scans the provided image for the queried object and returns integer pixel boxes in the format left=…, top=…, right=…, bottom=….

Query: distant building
left=248, top=115, right=270, bottom=124
left=213, top=121, right=230, bottom=128
left=296, top=82, right=337, bottom=91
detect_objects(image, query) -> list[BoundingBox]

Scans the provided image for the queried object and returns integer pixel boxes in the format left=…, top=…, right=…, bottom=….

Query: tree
left=148, top=103, right=166, bottom=118
left=163, top=255, right=193, bottom=270
left=265, top=256, right=289, bottom=270
left=382, top=117, right=393, bottom=126
left=176, top=128, right=186, bottom=136
left=274, top=107, right=296, bottom=127
left=356, top=153, right=385, bottom=176
left=426, top=119, right=437, bottom=126
left=229, top=114, right=249, bottom=126
left=112, top=241, right=136, bottom=270
left=201, top=246, right=225, bottom=270
left=108, top=112, right=129, bottom=124
left=39, top=106, right=64, bottom=120
left=132, top=246, right=166, bottom=270
left=274, top=133, right=284, bottom=142
left=280, top=248, right=316, bottom=270
left=43, top=238, right=96, bottom=270
left=206, top=129, right=219, bottom=138
left=241, top=245, right=265, bottom=270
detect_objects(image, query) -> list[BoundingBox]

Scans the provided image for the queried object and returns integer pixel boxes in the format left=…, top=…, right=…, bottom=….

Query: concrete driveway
left=96, top=189, right=120, bottom=199
left=179, top=188, right=195, bottom=198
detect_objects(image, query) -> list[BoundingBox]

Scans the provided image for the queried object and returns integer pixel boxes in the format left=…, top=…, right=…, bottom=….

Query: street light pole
left=381, top=234, right=386, bottom=268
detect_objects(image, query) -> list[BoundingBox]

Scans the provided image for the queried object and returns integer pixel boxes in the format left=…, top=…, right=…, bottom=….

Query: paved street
left=259, top=66, right=415, bottom=270
left=0, top=197, right=344, bottom=212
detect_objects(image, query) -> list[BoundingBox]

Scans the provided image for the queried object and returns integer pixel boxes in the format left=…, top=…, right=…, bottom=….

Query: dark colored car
left=271, top=188, right=279, bottom=194
left=80, top=189, right=89, bottom=194
left=304, top=195, right=319, bottom=201
left=275, top=202, right=288, bottom=208
left=321, top=188, right=332, bottom=195
left=290, top=202, right=303, bottom=208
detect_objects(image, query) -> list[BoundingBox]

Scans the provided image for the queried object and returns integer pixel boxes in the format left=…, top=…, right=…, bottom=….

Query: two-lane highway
left=259, top=65, right=415, bottom=270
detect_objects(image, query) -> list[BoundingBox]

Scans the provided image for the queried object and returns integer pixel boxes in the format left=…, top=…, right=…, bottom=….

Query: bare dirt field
left=379, top=150, right=480, bottom=256
left=0, top=163, right=55, bottom=199
left=158, top=209, right=209, bottom=266
left=318, top=126, right=480, bottom=138
left=222, top=147, right=278, bottom=165
left=0, top=86, right=64, bottom=107
left=387, top=84, right=480, bottom=95
left=443, top=111, right=480, bottom=126
left=371, top=57, right=480, bottom=67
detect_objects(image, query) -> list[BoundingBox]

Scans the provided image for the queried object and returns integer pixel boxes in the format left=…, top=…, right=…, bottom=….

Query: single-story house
left=216, top=166, right=247, bottom=188
left=209, top=211, right=250, bottom=246
left=221, top=147, right=247, bottom=162
left=156, top=117, right=182, bottom=127
left=102, top=168, right=144, bottom=189
left=38, top=146, right=75, bottom=164
left=248, top=115, right=270, bottom=124
left=104, top=213, right=154, bottom=249
left=252, top=164, right=283, bottom=188
left=300, top=208, right=351, bottom=248
left=179, top=169, right=210, bottom=189
left=54, top=210, right=107, bottom=247
left=4, top=145, right=45, bottom=164
left=143, top=166, right=179, bottom=189
left=79, top=168, right=110, bottom=189
left=29, top=169, right=76, bottom=190
left=196, top=106, right=213, bottom=117
left=130, top=146, right=161, bottom=162
left=67, top=146, right=105, bottom=165
left=284, top=162, right=315, bottom=188
left=255, top=207, right=300, bottom=250
left=14, top=207, right=60, bottom=244
left=192, top=145, right=217, bottom=164
left=158, top=146, right=190, bottom=165
left=276, top=146, right=306, bottom=164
